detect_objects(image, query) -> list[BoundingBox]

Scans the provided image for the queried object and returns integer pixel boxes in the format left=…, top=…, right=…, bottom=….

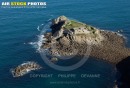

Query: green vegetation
left=64, top=20, right=96, bottom=32
left=64, top=20, right=86, bottom=29
left=63, top=20, right=98, bottom=37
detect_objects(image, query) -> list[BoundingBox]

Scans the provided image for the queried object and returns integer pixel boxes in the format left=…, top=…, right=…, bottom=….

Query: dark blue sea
left=0, top=0, right=130, bottom=88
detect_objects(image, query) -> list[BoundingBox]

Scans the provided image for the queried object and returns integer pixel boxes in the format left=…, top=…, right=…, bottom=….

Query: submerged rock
left=50, top=57, right=59, bottom=62
left=11, top=61, right=42, bottom=77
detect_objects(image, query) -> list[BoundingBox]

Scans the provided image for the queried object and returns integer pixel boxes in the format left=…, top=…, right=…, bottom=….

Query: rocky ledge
left=41, top=16, right=130, bottom=64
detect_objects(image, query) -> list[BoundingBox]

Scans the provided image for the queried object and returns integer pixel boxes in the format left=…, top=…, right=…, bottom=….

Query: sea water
left=0, top=0, right=130, bottom=88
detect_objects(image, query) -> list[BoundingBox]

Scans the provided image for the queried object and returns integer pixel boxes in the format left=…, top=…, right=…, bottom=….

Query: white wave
left=37, top=24, right=45, bottom=32
left=37, top=35, right=45, bottom=51
left=28, top=42, right=37, bottom=45
left=28, top=42, right=39, bottom=50
left=37, top=26, right=40, bottom=31
left=29, top=20, right=52, bottom=53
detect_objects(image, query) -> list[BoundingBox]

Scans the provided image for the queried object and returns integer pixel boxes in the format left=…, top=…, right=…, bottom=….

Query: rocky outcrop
left=11, top=61, right=42, bottom=77
left=41, top=16, right=130, bottom=64
left=41, top=16, right=130, bottom=88
left=50, top=16, right=104, bottom=45
left=52, top=15, right=69, bottom=25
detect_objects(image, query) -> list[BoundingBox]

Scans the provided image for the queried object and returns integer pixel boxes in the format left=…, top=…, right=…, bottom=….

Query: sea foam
left=29, top=21, right=52, bottom=52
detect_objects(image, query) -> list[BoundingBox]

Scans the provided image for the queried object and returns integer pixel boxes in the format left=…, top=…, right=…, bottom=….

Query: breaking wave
left=29, top=20, right=52, bottom=52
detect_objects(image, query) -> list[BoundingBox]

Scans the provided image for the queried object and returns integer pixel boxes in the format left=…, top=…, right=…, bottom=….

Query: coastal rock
left=11, top=61, right=42, bottom=77
left=72, top=27, right=91, bottom=34
left=51, top=16, right=70, bottom=39
left=50, top=57, right=59, bottom=62
left=41, top=16, right=130, bottom=64
left=41, top=16, right=130, bottom=88
left=52, top=15, right=69, bottom=25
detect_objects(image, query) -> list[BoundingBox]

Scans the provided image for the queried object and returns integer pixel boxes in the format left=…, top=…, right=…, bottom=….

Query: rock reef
left=11, top=61, right=42, bottom=77
left=41, top=16, right=130, bottom=64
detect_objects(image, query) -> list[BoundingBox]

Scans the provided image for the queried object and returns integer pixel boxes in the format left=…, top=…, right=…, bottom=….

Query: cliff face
left=41, top=16, right=130, bottom=64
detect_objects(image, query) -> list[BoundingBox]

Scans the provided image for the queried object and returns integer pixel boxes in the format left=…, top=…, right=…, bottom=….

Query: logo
left=1, top=2, right=47, bottom=8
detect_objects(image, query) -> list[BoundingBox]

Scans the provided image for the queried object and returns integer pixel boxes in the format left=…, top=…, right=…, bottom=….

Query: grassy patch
left=63, top=20, right=97, bottom=37
left=64, top=20, right=96, bottom=31
left=64, top=20, right=86, bottom=29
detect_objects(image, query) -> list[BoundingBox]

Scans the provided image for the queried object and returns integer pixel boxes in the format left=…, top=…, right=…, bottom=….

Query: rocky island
left=40, top=16, right=130, bottom=88
left=41, top=16, right=130, bottom=64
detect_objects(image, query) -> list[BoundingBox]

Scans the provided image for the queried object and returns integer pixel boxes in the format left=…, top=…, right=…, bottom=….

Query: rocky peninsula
left=41, top=16, right=130, bottom=64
